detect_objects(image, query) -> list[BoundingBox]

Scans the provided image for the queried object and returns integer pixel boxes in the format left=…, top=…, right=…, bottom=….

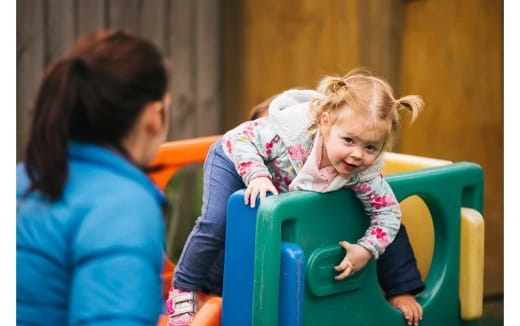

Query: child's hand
left=244, top=177, right=279, bottom=208
left=334, top=241, right=372, bottom=280
left=388, top=294, right=423, bottom=326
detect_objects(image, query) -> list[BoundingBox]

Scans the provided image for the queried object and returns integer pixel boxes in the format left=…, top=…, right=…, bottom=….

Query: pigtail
left=24, top=57, right=87, bottom=201
left=313, top=75, right=352, bottom=123
left=396, top=95, right=424, bottom=124
left=317, top=76, right=349, bottom=97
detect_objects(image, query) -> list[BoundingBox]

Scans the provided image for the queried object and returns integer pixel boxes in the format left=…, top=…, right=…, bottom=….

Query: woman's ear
left=141, top=100, right=165, bottom=135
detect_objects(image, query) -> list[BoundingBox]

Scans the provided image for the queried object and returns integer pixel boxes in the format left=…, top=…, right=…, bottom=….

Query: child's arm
left=334, top=174, right=401, bottom=279
left=222, top=118, right=282, bottom=206
left=352, top=173, right=401, bottom=259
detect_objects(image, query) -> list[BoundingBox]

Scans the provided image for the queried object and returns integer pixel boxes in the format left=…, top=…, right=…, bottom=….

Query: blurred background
left=17, top=0, right=503, bottom=324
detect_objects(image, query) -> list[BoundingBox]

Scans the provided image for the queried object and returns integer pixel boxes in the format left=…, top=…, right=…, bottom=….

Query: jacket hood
left=268, top=89, right=324, bottom=146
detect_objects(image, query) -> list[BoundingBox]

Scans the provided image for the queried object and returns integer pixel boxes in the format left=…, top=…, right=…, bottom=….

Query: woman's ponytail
left=24, top=30, right=169, bottom=201
left=25, top=57, right=86, bottom=201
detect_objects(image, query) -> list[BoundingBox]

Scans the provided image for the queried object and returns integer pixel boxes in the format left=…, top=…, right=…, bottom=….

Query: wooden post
left=108, top=0, right=140, bottom=32
left=76, top=0, right=106, bottom=36
left=195, top=0, right=221, bottom=135
left=17, top=0, right=45, bottom=160
left=140, top=0, right=167, bottom=54
left=167, top=0, right=196, bottom=140
left=357, top=0, right=404, bottom=95
left=222, top=1, right=245, bottom=130
left=46, top=0, right=75, bottom=65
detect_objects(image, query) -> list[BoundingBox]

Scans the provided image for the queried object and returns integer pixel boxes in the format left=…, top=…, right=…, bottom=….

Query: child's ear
left=320, top=112, right=331, bottom=133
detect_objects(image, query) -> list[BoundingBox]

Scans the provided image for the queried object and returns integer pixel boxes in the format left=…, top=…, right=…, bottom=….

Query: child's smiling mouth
left=343, top=162, right=358, bottom=171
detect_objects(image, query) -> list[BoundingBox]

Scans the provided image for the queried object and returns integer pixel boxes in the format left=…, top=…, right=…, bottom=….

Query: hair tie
left=331, top=80, right=346, bottom=93
left=72, top=58, right=89, bottom=77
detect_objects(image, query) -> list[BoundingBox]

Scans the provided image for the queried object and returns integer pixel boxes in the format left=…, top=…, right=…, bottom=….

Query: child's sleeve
left=351, top=174, right=401, bottom=259
left=221, top=118, right=281, bottom=186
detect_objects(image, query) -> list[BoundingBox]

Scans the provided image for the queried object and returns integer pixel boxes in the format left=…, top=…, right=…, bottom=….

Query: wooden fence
left=16, top=0, right=222, bottom=160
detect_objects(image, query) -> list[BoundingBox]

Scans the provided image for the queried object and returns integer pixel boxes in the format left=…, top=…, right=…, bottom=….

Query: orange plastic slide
left=149, top=135, right=222, bottom=326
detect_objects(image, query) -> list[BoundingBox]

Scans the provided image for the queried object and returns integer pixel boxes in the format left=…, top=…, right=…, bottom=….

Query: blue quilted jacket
left=17, top=141, right=165, bottom=326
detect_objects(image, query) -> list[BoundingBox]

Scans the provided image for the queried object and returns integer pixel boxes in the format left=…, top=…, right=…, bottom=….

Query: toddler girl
left=169, top=69, right=424, bottom=326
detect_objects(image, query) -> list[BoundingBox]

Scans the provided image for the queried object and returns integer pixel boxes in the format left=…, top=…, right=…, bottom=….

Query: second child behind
left=170, top=69, right=425, bottom=326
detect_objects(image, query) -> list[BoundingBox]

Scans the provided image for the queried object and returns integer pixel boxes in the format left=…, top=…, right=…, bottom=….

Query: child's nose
left=351, top=146, right=362, bottom=159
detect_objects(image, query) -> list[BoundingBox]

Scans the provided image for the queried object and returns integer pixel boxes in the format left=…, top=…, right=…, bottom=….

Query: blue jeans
left=173, top=138, right=244, bottom=295
left=173, top=138, right=425, bottom=298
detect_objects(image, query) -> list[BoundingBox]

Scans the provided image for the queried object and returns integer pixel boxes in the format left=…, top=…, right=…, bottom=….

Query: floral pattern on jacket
left=223, top=118, right=314, bottom=192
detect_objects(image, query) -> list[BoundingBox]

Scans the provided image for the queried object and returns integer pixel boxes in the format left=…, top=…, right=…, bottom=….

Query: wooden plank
left=195, top=0, right=221, bottom=135
left=76, top=0, right=106, bottom=36
left=108, top=0, right=140, bottom=32
left=357, top=0, right=404, bottom=94
left=16, top=0, right=45, bottom=161
left=222, top=0, right=245, bottom=130
left=166, top=0, right=196, bottom=140
left=46, top=0, right=75, bottom=65
left=222, top=0, right=359, bottom=129
left=140, top=0, right=166, bottom=53
left=399, top=0, right=503, bottom=296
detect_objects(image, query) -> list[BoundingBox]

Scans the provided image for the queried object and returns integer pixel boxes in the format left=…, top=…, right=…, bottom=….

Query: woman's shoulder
left=67, top=143, right=164, bottom=207
left=69, top=162, right=162, bottom=213
left=66, top=157, right=165, bottom=254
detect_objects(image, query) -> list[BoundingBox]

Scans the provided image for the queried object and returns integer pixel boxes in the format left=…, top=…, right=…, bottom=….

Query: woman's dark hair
left=24, top=29, right=169, bottom=201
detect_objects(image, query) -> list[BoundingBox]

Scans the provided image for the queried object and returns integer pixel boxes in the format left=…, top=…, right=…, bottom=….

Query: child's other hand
left=334, top=241, right=372, bottom=280
left=244, top=177, right=278, bottom=208
left=388, top=294, right=423, bottom=326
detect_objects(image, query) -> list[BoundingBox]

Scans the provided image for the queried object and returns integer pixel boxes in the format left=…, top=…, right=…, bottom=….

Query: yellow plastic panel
left=399, top=196, right=434, bottom=278
left=459, top=207, right=485, bottom=320
left=382, top=152, right=452, bottom=175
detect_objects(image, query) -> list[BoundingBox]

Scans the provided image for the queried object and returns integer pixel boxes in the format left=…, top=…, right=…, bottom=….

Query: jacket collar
left=68, top=141, right=165, bottom=205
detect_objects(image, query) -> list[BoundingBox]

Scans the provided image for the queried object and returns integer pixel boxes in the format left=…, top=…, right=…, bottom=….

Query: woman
left=17, top=30, right=170, bottom=325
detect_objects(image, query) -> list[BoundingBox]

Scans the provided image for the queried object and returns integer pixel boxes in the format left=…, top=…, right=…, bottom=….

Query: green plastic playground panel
left=252, top=162, right=483, bottom=326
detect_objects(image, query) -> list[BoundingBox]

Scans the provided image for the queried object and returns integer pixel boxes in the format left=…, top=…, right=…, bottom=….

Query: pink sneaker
left=167, top=288, right=198, bottom=326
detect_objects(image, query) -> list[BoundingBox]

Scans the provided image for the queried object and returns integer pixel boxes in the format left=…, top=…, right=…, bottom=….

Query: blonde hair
left=310, top=69, right=423, bottom=151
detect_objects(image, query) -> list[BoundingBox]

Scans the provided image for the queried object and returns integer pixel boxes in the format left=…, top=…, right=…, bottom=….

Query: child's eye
left=366, top=145, right=378, bottom=153
left=343, top=137, right=354, bottom=144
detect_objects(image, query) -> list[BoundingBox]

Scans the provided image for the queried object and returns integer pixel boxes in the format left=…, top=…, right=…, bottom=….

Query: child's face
left=320, top=112, right=384, bottom=178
